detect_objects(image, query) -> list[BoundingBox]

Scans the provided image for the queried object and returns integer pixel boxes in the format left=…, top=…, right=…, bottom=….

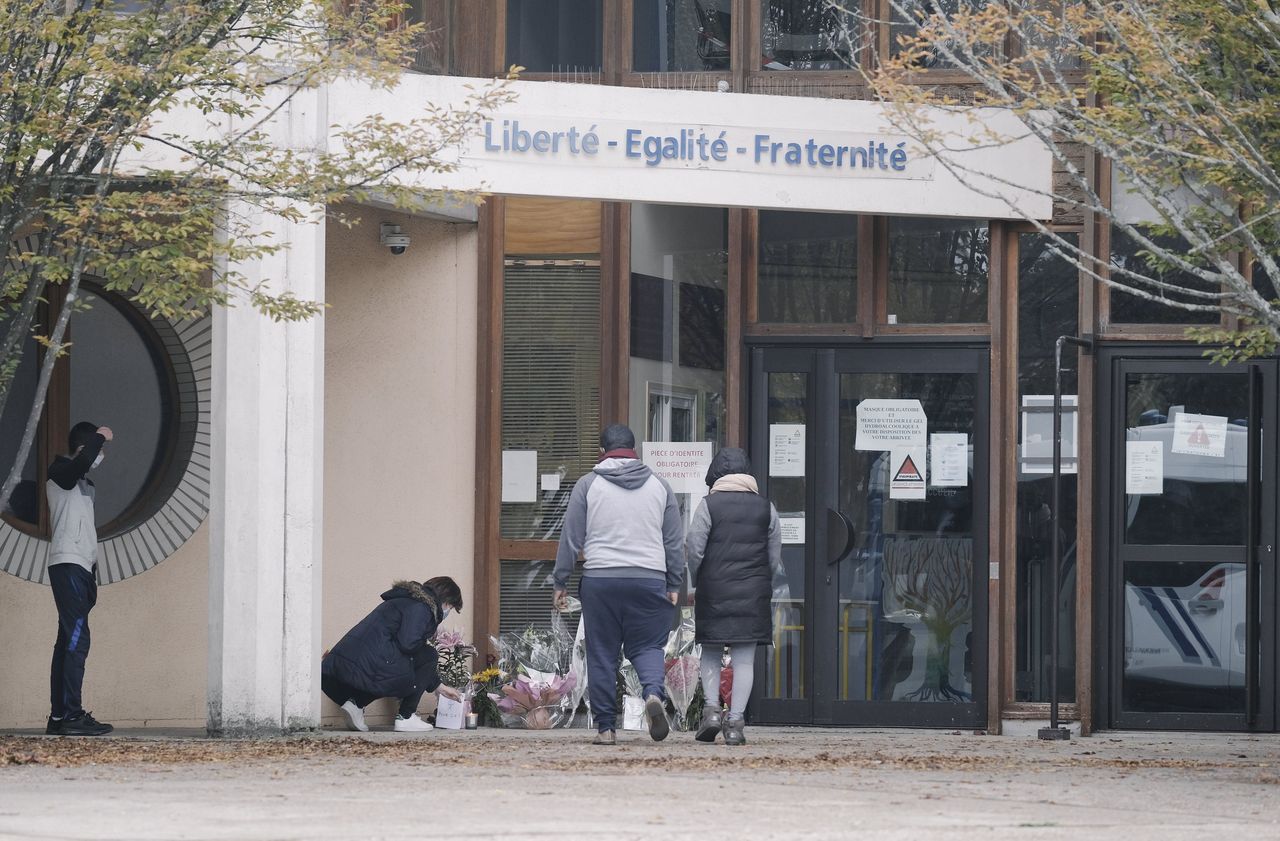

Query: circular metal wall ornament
left=0, top=264, right=211, bottom=585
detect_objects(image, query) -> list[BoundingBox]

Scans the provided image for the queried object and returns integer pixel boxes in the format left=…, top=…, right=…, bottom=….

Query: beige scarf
left=710, top=473, right=759, bottom=494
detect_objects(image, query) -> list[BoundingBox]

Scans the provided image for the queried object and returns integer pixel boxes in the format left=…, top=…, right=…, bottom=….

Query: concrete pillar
left=207, top=86, right=326, bottom=736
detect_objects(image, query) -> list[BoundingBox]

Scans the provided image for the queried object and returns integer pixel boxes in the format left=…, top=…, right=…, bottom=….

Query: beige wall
left=0, top=524, right=209, bottom=729
left=0, top=206, right=478, bottom=732
left=321, top=205, right=479, bottom=727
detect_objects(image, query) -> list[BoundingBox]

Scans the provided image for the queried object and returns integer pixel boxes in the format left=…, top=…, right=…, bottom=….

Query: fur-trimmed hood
left=383, top=580, right=440, bottom=615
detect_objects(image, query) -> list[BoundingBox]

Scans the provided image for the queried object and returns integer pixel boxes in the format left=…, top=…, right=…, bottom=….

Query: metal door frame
left=1095, top=346, right=1278, bottom=732
left=748, top=337, right=990, bottom=728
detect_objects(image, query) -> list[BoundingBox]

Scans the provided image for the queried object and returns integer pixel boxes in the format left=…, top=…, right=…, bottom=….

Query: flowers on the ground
left=493, top=674, right=577, bottom=729
left=434, top=628, right=477, bottom=690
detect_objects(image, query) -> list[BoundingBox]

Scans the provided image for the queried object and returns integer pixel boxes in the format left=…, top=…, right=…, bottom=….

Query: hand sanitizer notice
left=856, top=400, right=927, bottom=451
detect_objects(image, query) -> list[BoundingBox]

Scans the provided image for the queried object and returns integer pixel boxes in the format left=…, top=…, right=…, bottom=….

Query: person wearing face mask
left=321, top=576, right=464, bottom=732
left=44, top=421, right=114, bottom=736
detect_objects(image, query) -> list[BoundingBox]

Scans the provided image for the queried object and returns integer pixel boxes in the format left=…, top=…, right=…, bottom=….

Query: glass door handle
left=826, top=508, right=856, bottom=566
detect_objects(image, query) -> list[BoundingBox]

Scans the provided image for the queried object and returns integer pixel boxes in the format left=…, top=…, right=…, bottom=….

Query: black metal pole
left=1039, top=335, right=1090, bottom=742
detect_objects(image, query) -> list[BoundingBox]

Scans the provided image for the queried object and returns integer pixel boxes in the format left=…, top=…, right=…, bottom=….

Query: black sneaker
left=45, top=716, right=63, bottom=735
left=59, top=712, right=113, bottom=736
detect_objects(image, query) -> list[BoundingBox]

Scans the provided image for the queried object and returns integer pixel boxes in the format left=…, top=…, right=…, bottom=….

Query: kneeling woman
left=686, top=449, right=781, bottom=746
left=322, top=577, right=464, bottom=732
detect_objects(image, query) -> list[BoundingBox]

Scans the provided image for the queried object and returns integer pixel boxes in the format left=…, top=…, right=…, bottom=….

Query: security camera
left=380, top=223, right=410, bottom=255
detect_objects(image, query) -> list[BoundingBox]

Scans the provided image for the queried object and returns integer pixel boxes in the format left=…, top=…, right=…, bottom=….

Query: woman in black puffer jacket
left=685, top=448, right=781, bottom=746
left=321, top=577, right=464, bottom=732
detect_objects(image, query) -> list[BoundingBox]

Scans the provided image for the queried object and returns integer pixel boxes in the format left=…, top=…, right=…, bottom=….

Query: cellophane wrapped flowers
left=493, top=673, right=578, bottom=729
left=663, top=609, right=702, bottom=731
left=488, top=603, right=586, bottom=729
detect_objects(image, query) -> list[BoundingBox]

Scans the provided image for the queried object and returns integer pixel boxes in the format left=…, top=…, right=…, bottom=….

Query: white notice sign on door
left=779, top=517, right=805, bottom=544
left=856, top=399, right=927, bottom=451
left=1126, top=440, right=1164, bottom=495
left=889, top=446, right=928, bottom=500
left=930, top=433, right=968, bottom=487
left=642, top=442, right=714, bottom=494
left=769, top=424, right=806, bottom=476
left=1171, top=412, right=1228, bottom=458
left=501, top=450, right=538, bottom=503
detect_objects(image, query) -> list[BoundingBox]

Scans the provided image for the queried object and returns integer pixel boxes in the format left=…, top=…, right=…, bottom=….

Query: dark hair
left=599, top=423, right=635, bottom=451
left=68, top=421, right=100, bottom=453
left=424, top=576, right=463, bottom=613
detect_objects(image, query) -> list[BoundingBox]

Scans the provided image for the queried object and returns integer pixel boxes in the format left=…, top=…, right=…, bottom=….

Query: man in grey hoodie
left=553, top=423, right=684, bottom=745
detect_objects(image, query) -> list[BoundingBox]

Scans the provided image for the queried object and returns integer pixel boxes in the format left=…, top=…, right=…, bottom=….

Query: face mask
left=441, top=607, right=453, bottom=620
left=91, top=453, right=104, bottom=469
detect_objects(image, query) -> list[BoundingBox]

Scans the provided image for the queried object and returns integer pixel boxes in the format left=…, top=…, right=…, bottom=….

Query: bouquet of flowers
left=494, top=673, right=578, bottom=729
left=468, top=666, right=507, bottom=728
left=489, top=607, right=587, bottom=729
left=434, top=628, right=477, bottom=690
left=663, top=609, right=702, bottom=732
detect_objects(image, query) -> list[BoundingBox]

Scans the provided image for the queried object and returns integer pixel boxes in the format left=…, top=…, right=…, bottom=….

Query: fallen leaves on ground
left=2, top=734, right=1270, bottom=774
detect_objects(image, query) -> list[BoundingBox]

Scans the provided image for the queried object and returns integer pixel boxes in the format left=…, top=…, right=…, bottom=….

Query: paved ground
left=1, top=726, right=1278, bottom=841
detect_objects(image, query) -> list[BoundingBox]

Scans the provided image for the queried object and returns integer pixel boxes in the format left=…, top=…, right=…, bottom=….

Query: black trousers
left=49, top=563, right=97, bottom=719
left=321, top=648, right=439, bottom=719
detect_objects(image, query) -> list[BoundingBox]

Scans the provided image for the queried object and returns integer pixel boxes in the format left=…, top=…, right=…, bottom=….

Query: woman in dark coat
left=321, top=577, right=464, bottom=732
left=685, top=448, right=781, bottom=746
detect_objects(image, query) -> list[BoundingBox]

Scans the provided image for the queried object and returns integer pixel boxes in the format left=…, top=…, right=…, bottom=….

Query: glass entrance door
left=749, top=344, right=989, bottom=727
left=1099, top=351, right=1278, bottom=731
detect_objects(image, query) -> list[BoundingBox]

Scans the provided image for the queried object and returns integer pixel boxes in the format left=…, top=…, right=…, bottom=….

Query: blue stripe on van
left=1137, top=587, right=1198, bottom=662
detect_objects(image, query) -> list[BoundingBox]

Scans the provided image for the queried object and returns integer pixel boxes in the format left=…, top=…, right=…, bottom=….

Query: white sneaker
left=394, top=713, right=433, bottom=732
left=340, top=700, right=369, bottom=732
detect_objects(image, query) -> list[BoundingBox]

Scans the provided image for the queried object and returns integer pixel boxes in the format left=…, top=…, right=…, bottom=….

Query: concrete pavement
left=1, top=727, right=1278, bottom=840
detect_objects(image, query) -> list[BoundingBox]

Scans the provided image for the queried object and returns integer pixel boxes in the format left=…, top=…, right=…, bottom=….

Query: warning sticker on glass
left=1171, top=412, right=1228, bottom=458
left=889, top=447, right=927, bottom=500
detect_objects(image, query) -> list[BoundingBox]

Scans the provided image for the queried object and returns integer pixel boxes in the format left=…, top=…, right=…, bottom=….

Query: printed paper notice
left=642, top=442, right=714, bottom=494
left=501, top=450, right=537, bottom=503
left=889, top=446, right=928, bottom=500
left=779, top=517, right=805, bottom=545
left=930, top=433, right=968, bottom=487
left=1126, top=440, right=1164, bottom=495
left=769, top=424, right=805, bottom=476
left=540, top=473, right=561, bottom=492
left=1171, top=412, right=1228, bottom=458
left=856, top=399, right=927, bottom=451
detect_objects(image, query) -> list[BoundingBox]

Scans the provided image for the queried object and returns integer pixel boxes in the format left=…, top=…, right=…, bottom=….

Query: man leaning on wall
left=44, top=421, right=115, bottom=737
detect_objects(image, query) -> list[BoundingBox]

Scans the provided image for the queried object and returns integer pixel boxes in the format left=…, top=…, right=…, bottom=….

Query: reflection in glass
left=1015, top=233, right=1078, bottom=702
left=1109, top=225, right=1219, bottom=324
left=69, top=294, right=166, bottom=528
left=1254, top=260, right=1278, bottom=305
left=1123, top=561, right=1246, bottom=714
left=1124, top=373, right=1248, bottom=546
left=761, top=0, right=859, bottom=70
left=766, top=372, right=806, bottom=699
left=0, top=334, right=39, bottom=525
left=629, top=204, right=727, bottom=450
left=757, top=210, right=858, bottom=324
left=887, top=217, right=988, bottom=323
left=837, top=372, right=976, bottom=702
left=889, top=0, right=991, bottom=68
left=634, top=0, right=730, bottom=72
left=506, top=0, right=603, bottom=72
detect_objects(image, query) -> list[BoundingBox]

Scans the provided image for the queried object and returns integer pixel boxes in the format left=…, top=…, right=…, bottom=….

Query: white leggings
left=699, top=643, right=757, bottom=718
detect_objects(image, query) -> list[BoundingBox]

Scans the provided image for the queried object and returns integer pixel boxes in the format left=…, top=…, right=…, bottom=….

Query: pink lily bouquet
left=433, top=628, right=478, bottom=691
left=494, top=673, right=578, bottom=730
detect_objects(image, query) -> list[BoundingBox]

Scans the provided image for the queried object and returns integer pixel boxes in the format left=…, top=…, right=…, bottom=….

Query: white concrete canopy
left=330, top=76, right=1054, bottom=220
